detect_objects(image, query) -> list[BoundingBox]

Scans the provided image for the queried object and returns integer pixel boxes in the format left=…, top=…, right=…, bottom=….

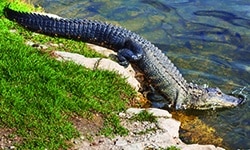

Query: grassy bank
left=0, top=1, right=136, bottom=149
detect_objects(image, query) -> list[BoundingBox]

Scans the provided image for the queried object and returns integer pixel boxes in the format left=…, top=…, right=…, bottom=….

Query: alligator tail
left=4, top=6, right=125, bottom=50
left=4, top=6, right=61, bottom=36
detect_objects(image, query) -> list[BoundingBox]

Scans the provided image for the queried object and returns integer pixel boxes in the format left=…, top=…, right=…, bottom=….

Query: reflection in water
left=30, top=0, right=250, bottom=149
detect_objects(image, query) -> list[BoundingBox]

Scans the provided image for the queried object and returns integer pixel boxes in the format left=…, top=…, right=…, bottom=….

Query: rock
left=156, top=117, right=181, bottom=138
left=71, top=108, right=225, bottom=150
left=25, top=40, right=48, bottom=49
left=49, top=43, right=60, bottom=47
left=86, top=43, right=116, bottom=57
left=114, top=138, right=128, bottom=146
left=118, top=112, right=127, bottom=118
left=126, top=108, right=144, bottom=115
left=179, top=144, right=226, bottom=150
left=122, top=143, right=144, bottom=150
left=147, top=108, right=172, bottom=118
left=54, top=51, right=140, bottom=90
left=126, top=108, right=172, bottom=118
left=25, top=41, right=35, bottom=46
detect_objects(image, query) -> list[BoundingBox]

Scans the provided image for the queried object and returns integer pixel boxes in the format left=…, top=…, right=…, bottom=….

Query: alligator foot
left=117, top=38, right=143, bottom=67
left=143, top=85, right=172, bottom=109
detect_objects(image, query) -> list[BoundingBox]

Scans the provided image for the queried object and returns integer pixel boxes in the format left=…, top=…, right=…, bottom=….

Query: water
left=29, top=0, right=250, bottom=149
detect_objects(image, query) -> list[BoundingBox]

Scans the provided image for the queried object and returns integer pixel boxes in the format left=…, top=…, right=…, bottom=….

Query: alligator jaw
left=190, top=87, right=244, bottom=110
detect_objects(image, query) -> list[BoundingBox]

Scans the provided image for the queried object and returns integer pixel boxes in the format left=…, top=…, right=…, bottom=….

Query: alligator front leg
left=117, top=38, right=144, bottom=67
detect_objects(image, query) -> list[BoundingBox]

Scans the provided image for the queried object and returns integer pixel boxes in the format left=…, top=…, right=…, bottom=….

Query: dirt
left=70, top=113, right=104, bottom=140
left=0, top=128, right=22, bottom=149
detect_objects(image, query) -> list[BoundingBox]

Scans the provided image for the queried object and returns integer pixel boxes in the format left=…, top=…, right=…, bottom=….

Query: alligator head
left=188, top=87, right=245, bottom=110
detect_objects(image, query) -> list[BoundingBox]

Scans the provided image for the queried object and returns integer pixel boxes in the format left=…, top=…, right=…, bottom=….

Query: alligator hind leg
left=117, top=38, right=143, bottom=67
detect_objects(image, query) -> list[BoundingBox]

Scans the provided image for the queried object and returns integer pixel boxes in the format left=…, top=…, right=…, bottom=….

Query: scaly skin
left=4, top=6, right=244, bottom=110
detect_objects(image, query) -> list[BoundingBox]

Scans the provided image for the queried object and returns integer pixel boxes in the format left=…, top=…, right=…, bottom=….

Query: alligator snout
left=196, top=87, right=246, bottom=109
left=230, top=92, right=247, bottom=105
left=224, top=94, right=244, bottom=106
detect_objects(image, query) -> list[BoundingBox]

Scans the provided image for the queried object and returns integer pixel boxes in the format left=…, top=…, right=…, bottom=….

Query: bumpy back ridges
left=4, top=7, right=127, bottom=50
left=145, top=43, right=188, bottom=92
left=122, top=29, right=189, bottom=100
left=125, top=31, right=188, bottom=93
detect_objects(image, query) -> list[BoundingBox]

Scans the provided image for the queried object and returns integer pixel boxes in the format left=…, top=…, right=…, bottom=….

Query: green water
left=29, top=0, right=250, bottom=149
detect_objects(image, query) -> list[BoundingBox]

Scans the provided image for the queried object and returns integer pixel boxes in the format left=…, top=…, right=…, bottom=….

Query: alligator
left=4, top=6, right=245, bottom=110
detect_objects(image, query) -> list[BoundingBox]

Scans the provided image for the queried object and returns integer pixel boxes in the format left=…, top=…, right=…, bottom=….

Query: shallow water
left=29, top=0, right=250, bottom=149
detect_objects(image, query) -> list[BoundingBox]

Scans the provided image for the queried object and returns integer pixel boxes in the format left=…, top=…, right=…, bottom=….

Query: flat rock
left=126, top=108, right=144, bottom=115
left=86, top=43, right=116, bottom=57
left=114, top=138, right=128, bottom=146
left=54, top=51, right=140, bottom=90
left=125, top=107, right=172, bottom=118
left=156, top=117, right=181, bottom=138
left=122, top=143, right=144, bottom=150
left=147, top=108, right=172, bottom=118
left=179, top=144, right=226, bottom=150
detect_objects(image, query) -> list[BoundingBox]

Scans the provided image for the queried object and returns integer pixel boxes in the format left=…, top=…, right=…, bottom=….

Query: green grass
left=166, top=146, right=181, bottom=150
left=130, top=110, right=157, bottom=123
left=0, top=1, right=136, bottom=149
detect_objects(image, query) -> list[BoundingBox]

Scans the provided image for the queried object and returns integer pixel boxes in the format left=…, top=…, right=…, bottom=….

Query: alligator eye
left=217, top=91, right=222, bottom=95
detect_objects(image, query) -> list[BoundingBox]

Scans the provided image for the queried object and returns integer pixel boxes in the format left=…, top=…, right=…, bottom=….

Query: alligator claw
left=117, top=56, right=129, bottom=67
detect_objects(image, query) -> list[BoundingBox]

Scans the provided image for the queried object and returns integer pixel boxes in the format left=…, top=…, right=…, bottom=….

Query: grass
left=129, top=110, right=157, bottom=123
left=166, top=146, right=181, bottom=150
left=0, top=0, right=136, bottom=149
